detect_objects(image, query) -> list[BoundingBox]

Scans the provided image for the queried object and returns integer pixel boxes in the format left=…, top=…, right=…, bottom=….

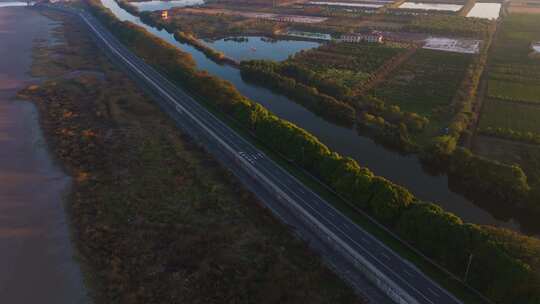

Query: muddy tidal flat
left=0, top=7, right=88, bottom=304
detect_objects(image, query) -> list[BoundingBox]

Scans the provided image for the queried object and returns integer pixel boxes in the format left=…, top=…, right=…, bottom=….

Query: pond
left=205, top=36, right=321, bottom=62
left=399, top=2, right=463, bottom=11
left=100, top=0, right=539, bottom=236
left=466, top=2, right=501, bottom=19
left=130, top=0, right=203, bottom=11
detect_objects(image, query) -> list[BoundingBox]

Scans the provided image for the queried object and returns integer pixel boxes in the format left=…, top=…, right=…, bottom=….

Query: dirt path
left=0, top=7, right=89, bottom=304
left=466, top=21, right=500, bottom=149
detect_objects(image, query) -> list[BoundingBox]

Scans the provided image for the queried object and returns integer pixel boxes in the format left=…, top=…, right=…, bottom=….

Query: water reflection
left=206, top=36, right=320, bottom=62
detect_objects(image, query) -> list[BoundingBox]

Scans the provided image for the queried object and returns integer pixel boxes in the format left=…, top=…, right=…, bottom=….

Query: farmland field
left=486, top=14, right=540, bottom=103
left=287, top=42, right=407, bottom=92
left=370, top=49, right=472, bottom=116
left=487, top=80, right=540, bottom=104
left=508, top=0, right=540, bottom=14
left=403, top=15, right=492, bottom=38
left=479, top=98, right=540, bottom=134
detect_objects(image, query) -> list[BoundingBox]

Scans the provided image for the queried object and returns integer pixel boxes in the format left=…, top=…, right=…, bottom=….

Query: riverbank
left=20, top=8, right=364, bottom=303
left=0, top=6, right=89, bottom=304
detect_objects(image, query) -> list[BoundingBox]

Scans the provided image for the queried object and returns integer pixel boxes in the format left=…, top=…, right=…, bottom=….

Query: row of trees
left=358, top=95, right=429, bottom=133
left=84, top=1, right=540, bottom=301
left=240, top=60, right=356, bottom=126
left=278, top=61, right=354, bottom=101
left=173, top=31, right=239, bottom=66
left=481, top=126, right=540, bottom=145
left=358, top=112, right=416, bottom=152
left=450, top=148, right=531, bottom=204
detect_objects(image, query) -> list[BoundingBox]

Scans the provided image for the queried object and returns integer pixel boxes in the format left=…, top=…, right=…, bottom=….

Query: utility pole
left=463, top=253, right=474, bottom=283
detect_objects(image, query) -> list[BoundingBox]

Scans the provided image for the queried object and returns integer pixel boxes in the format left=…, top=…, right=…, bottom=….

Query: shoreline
left=0, top=6, right=89, bottom=304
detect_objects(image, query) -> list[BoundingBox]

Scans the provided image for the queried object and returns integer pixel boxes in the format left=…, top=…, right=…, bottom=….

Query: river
left=0, top=5, right=89, bottom=303
left=99, top=0, right=537, bottom=235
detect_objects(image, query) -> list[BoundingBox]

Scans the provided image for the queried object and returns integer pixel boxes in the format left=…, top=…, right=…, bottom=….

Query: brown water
left=0, top=7, right=89, bottom=304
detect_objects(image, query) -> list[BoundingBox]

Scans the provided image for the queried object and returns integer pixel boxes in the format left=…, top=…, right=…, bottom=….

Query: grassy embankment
left=19, top=10, right=363, bottom=304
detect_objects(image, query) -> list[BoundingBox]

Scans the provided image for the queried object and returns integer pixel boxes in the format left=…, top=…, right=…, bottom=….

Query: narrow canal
left=100, top=0, right=534, bottom=235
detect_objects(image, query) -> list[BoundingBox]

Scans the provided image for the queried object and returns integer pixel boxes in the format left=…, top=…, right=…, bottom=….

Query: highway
left=61, top=6, right=462, bottom=304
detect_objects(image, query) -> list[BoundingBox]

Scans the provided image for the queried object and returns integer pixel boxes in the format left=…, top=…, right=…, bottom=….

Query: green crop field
left=292, top=42, right=404, bottom=74
left=479, top=98, right=540, bottom=133
left=371, top=49, right=472, bottom=117
left=288, top=42, right=406, bottom=90
left=487, top=80, right=540, bottom=104
left=487, top=14, right=540, bottom=103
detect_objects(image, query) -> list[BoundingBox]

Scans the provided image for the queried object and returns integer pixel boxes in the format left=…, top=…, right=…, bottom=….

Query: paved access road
left=61, top=6, right=462, bottom=304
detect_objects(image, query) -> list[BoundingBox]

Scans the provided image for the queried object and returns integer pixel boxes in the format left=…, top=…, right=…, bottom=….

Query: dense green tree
left=368, top=177, right=413, bottom=224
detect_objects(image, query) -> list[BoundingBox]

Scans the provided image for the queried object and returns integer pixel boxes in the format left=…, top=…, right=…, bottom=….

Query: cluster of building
left=251, top=12, right=328, bottom=23
left=340, top=30, right=384, bottom=43
left=281, top=29, right=385, bottom=43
